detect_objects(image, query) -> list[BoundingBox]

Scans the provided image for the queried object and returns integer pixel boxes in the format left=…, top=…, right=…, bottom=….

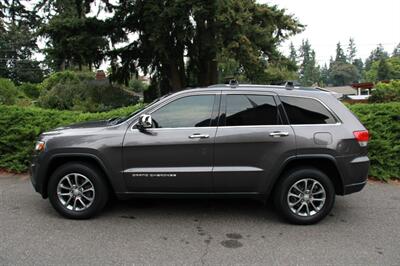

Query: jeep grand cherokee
left=30, top=84, right=370, bottom=224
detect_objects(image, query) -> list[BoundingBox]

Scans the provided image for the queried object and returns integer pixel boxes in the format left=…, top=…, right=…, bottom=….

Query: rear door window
left=280, top=96, right=337, bottom=124
left=225, top=94, right=280, bottom=126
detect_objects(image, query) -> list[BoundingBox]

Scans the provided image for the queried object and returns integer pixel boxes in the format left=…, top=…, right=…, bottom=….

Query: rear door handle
left=189, top=133, right=210, bottom=139
left=269, top=131, right=289, bottom=137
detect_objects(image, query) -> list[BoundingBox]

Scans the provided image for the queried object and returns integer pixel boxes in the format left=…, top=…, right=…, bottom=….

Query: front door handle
left=189, top=133, right=210, bottom=139
left=269, top=131, right=289, bottom=137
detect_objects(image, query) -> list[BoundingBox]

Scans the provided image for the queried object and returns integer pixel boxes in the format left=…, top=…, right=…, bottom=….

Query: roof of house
left=351, top=82, right=374, bottom=89
left=320, top=86, right=357, bottom=95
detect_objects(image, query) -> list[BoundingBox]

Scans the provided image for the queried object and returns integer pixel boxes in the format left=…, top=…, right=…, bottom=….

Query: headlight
left=34, top=141, right=46, bottom=152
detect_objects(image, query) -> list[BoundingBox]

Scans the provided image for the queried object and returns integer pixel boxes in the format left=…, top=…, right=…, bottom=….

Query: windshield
left=107, top=94, right=171, bottom=125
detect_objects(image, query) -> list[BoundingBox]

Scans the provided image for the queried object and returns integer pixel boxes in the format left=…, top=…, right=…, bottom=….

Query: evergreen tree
left=289, top=42, right=297, bottom=66
left=365, top=44, right=389, bottom=71
left=0, top=0, right=43, bottom=83
left=393, top=43, right=400, bottom=57
left=329, top=62, right=358, bottom=86
left=346, top=38, right=357, bottom=64
left=298, top=40, right=319, bottom=86
left=319, top=63, right=330, bottom=86
left=109, top=0, right=303, bottom=95
left=328, top=41, right=359, bottom=85
left=352, top=58, right=364, bottom=82
left=36, top=0, right=111, bottom=71
left=335, top=42, right=347, bottom=62
left=377, top=58, right=391, bottom=81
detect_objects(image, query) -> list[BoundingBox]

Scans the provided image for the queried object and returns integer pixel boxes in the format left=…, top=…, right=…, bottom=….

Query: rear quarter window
left=280, top=96, right=337, bottom=124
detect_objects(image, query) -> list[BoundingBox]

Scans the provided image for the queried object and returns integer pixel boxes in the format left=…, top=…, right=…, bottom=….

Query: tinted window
left=280, top=96, right=337, bottom=124
left=225, top=95, right=279, bottom=126
left=151, top=95, right=215, bottom=128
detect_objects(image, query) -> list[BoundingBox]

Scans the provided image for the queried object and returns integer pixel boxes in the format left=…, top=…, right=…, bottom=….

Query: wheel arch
left=41, top=153, right=116, bottom=198
left=269, top=155, right=344, bottom=197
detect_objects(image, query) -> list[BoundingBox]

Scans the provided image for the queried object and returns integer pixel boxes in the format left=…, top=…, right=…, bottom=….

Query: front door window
left=151, top=95, right=215, bottom=128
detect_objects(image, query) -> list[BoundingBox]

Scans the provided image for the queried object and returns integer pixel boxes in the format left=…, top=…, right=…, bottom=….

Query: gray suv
left=30, top=84, right=370, bottom=224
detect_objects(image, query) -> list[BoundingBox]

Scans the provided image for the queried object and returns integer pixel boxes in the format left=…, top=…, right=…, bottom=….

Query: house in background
left=320, top=82, right=375, bottom=101
left=318, top=85, right=357, bottom=100
left=349, top=82, right=375, bottom=100
left=94, top=70, right=143, bottom=100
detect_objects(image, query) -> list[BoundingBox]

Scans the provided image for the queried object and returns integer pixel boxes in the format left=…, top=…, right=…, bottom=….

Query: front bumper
left=30, top=153, right=46, bottom=197
left=30, top=156, right=39, bottom=192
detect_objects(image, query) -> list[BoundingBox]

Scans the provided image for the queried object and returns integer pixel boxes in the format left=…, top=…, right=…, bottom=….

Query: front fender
left=34, top=149, right=125, bottom=198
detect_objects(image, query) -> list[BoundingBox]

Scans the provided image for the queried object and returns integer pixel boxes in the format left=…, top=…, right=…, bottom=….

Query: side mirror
left=137, top=114, right=153, bottom=130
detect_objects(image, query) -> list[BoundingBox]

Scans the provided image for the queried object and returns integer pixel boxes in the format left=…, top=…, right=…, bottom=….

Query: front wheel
left=48, top=162, right=109, bottom=219
left=274, top=167, right=335, bottom=225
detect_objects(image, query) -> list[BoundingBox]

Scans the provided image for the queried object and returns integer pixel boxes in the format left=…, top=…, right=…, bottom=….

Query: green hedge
left=0, top=102, right=399, bottom=180
left=348, top=102, right=400, bottom=180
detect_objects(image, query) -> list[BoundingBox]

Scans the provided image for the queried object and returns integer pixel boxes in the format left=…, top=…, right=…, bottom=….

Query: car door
left=213, top=91, right=296, bottom=193
left=122, top=92, right=220, bottom=192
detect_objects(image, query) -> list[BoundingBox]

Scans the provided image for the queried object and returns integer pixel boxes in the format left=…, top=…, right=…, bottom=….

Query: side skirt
left=115, top=192, right=262, bottom=200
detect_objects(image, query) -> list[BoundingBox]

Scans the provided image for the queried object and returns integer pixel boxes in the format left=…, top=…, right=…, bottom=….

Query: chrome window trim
left=218, top=124, right=292, bottom=129
left=131, top=126, right=217, bottom=132
left=290, top=123, right=342, bottom=127
left=131, top=124, right=293, bottom=131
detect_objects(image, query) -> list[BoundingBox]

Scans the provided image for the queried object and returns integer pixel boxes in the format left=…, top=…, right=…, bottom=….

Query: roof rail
left=206, top=82, right=321, bottom=92
left=284, top=81, right=294, bottom=89
left=229, top=79, right=239, bottom=88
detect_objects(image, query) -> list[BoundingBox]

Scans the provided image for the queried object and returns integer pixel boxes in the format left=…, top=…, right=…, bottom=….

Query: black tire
left=273, top=167, right=335, bottom=225
left=48, top=162, right=109, bottom=219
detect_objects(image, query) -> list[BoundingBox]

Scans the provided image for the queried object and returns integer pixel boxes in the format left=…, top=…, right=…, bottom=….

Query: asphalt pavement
left=0, top=174, right=399, bottom=265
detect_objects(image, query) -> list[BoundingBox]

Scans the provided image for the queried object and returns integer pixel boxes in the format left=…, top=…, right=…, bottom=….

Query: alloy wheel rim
left=287, top=178, right=326, bottom=217
left=57, top=173, right=95, bottom=212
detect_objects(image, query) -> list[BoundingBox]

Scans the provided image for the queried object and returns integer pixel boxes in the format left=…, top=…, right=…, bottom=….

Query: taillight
left=353, top=130, right=369, bottom=147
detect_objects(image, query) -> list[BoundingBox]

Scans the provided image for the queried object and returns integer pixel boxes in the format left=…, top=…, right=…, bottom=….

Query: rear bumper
left=344, top=180, right=367, bottom=194
left=338, top=155, right=369, bottom=195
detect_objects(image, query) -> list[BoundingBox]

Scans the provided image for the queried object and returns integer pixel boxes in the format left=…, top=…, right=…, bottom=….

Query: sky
left=263, top=0, right=400, bottom=65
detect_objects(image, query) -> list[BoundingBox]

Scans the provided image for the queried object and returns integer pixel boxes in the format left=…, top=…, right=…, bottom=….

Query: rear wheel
left=274, top=167, right=335, bottom=225
left=48, top=162, right=109, bottom=219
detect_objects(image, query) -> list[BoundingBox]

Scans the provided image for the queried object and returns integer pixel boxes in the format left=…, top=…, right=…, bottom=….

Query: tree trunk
left=59, top=59, right=66, bottom=71
left=194, top=3, right=218, bottom=87
left=167, top=42, right=186, bottom=91
left=208, top=58, right=218, bottom=85
left=168, top=61, right=183, bottom=90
